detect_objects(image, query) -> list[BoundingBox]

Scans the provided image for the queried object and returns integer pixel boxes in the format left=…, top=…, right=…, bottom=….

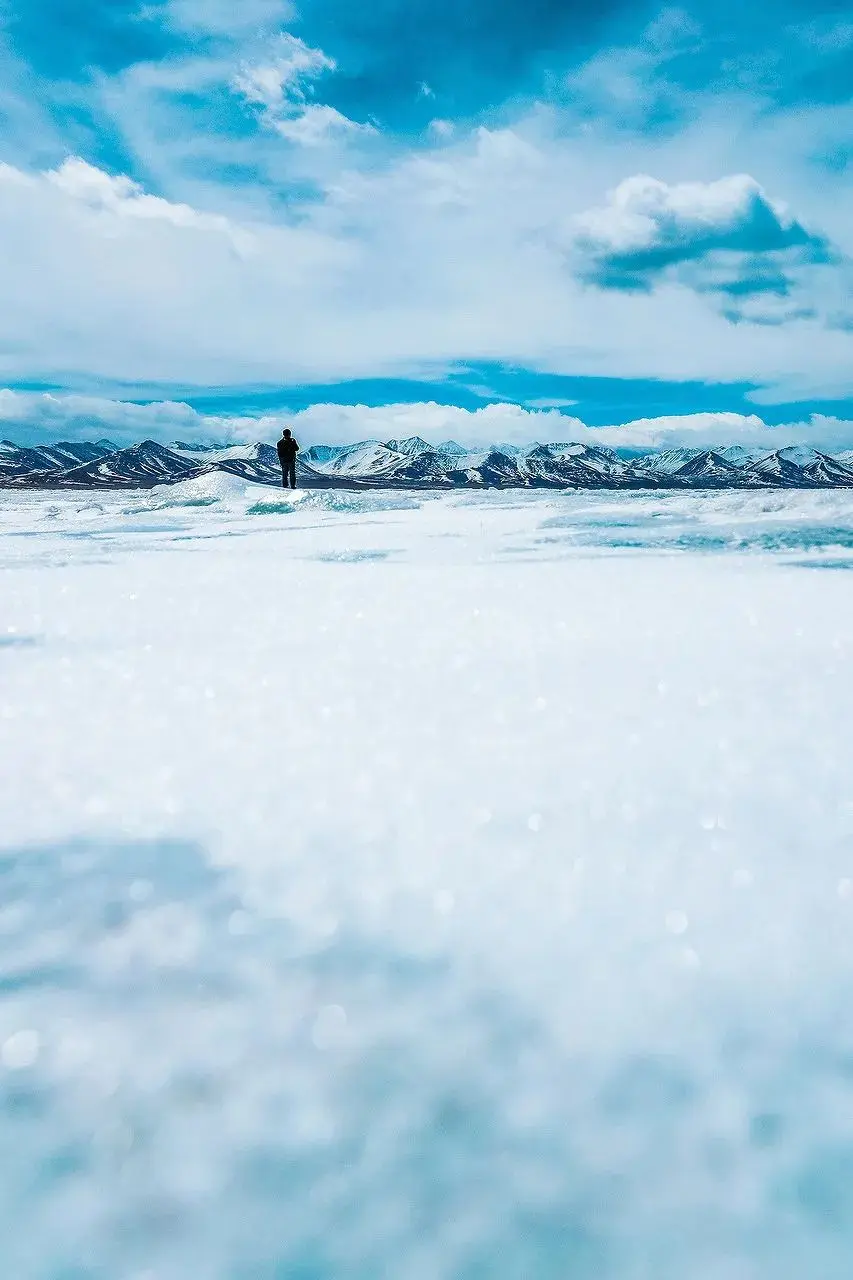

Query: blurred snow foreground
left=2, top=480, right=853, bottom=1278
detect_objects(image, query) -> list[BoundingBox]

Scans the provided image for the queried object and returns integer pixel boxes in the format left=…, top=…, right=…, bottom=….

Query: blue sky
left=3, top=0, right=853, bottom=444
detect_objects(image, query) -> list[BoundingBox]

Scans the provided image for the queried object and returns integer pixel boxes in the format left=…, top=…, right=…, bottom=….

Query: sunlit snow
left=2, top=482, right=853, bottom=1277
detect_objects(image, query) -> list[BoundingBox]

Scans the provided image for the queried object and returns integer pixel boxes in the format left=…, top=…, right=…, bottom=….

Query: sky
left=3, top=0, right=853, bottom=446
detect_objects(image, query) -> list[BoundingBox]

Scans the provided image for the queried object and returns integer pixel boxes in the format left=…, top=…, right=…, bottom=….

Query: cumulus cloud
left=0, top=390, right=214, bottom=446
left=579, top=410, right=853, bottom=453
left=45, top=158, right=249, bottom=245
left=0, top=389, right=243, bottom=447
left=573, top=174, right=835, bottom=301
left=5, top=390, right=853, bottom=453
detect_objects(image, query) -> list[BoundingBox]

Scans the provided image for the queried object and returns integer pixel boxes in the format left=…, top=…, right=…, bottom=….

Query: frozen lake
left=2, top=480, right=853, bottom=1277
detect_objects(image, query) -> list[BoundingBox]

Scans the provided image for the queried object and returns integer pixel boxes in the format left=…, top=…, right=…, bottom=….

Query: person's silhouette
left=277, top=428, right=299, bottom=489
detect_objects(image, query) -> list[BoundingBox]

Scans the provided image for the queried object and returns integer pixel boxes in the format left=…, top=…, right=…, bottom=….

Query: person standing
left=277, top=428, right=299, bottom=489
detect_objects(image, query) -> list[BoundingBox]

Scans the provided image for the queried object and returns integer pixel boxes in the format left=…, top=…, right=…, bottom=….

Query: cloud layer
left=0, top=1, right=852, bottom=415
left=0, top=141, right=849, bottom=399
left=4, top=388, right=853, bottom=454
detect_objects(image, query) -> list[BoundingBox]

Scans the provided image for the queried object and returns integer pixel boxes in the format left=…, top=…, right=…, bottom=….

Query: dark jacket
left=277, top=437, right=299, bottom=465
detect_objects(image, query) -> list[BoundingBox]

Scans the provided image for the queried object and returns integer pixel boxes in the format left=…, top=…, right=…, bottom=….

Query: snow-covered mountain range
left=3, top=436, right=853, bottom=490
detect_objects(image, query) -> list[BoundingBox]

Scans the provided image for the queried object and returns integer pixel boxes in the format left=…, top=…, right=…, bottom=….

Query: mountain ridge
left=2, top=438, right=853, bottom=490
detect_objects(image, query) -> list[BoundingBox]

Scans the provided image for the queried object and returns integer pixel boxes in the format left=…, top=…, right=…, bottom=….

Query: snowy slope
left=212, top=443, right=281, bottom=483
left=668, top=450, right=748, bottom=487
left=447, top=448, right=529, bottom=487
left=632, top=447, right=705, bottom=474
left=717, top=445, right=771, bottom=466
left=307, top=440, right=408, bottom=479
left=531, top=442, right=650, bottom=487
left=0, top=441, right=50, bottom=478
left=740, top=447, right=853, bottom=488
left=7, top=440, right=204, bottom=488
left=744, top=450, right=809, bottom=486
left=301, top=444, right=348, bottom=466
left=384, top=435, right=432, bottom=456
left=0, top=438, right=114, bottom=478
left=798, top=451, right=853, bottom=487
left=390, top=448, right=457, bottom=482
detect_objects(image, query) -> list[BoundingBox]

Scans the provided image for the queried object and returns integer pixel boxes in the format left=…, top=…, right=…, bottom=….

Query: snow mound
left=148, top=471, right=255, bottom=507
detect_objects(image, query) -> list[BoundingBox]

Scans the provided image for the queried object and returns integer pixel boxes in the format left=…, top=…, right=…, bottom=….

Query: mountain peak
left=384, top=436, right=431, bottom=456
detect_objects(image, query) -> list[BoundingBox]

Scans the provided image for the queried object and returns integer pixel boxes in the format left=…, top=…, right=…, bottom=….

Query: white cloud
left=46, top=158, right=248, bottom=244
left=274, top=105, right=376, bottom=147
left=233, top=33, right=373, bottom=148
left=0, top=389, right=223, bottom=445
left=234, top=34, right=335, bottom=110
left=0, top=156, right=363, bottom=386
left=572, top=173, right=833, bottom=296
left=5, top=391, right=853, bottom=454
left=0, top=388, right=303, bottom=448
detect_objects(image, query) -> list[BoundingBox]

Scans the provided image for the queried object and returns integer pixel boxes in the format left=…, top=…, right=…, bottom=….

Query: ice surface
left=2, top=486, right=853, bottom=1277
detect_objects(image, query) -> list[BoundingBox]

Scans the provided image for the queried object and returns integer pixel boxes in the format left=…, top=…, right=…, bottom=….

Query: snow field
left=1, top=486, right=853, bottom=1276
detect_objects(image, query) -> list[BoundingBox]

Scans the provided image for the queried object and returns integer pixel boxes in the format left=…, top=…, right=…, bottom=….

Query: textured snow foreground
left=2, top=478, right=853, bottom=1279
